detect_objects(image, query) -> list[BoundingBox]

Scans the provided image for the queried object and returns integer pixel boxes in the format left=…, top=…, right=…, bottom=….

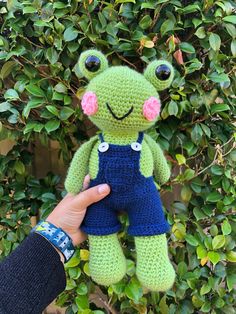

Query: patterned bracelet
left=31, top=221, right=75, bottom=263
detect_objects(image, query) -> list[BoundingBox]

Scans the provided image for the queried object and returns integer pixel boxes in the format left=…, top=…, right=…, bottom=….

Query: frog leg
left=135, top=234, right=175, bottom=291
left=88, top=234, right=126, bottom=286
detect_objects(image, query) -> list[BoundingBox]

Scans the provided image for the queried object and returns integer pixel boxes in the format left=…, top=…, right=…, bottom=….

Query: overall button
left=131, top=142, right=142, bottom=151
left=98, top=142, right=109, bottom=152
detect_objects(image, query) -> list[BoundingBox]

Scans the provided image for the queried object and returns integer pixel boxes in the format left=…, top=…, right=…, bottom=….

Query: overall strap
left=137, top=132, right=144, bottom=144
left=98, top=133, right=104, bottom=143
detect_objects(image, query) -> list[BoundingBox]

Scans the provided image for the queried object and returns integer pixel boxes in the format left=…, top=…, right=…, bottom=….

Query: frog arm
left=144, top=134, right=170, bottom=185
left=64, top=136, right=98, bottom=195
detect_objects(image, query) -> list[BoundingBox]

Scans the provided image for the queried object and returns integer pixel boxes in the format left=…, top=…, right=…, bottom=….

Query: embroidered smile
left=106, top=103, right=134, bottom=121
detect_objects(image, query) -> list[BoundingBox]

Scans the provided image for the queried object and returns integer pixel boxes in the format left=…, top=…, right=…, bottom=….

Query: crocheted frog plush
left=65, top=50, right=175, bottom=291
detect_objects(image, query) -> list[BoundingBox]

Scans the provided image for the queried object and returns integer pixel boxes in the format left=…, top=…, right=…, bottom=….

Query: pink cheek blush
left=143, top=97, right=161, bottom=121
left=81, top=91, right=98, bottom=116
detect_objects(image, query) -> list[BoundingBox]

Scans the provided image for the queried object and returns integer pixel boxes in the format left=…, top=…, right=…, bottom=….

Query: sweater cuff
left=0, top=232, right=66, bottom=314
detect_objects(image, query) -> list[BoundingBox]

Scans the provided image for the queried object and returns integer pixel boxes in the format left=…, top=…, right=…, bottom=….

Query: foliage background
left=0, top=0, right=236, bottom=313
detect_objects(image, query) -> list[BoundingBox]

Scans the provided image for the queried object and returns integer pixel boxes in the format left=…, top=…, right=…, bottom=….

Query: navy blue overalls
left=81, top=132, right=170, bottom=236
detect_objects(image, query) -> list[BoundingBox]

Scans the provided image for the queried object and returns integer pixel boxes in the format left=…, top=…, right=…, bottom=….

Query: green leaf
left=59, top=107, right=74, bottom=120
left=45, top=120, right=60, bottom=133
left=231, top=39, right=236, bottom=56
left=177, top=261, right=188, bottom=277
left=75, top=294, right=89, bottom=310
left=225, top=23, right=236, bottom=38
left=193, top=207, right=206, bottom=220
left=168, top=101, right=178, bottom=116
left=181, top=185, right=192, bottom=202
left=211, top=103, right=230, bottom=114
left=191, top=124, right=203, bottom=144
left=201, top=123, right=211, bottom=138
left=76, top=282, right=88, bottom=295
left=208, top=251, right=221, bottom=264
left=160, top=19, right=174, bottom=36
left=195, top=27, right=206, bottom=39
left=23, top=99, right=43, bottom=118
left=185, top=234, right=199, bottom=246
left=176, top=154, right=186, bottom=165
left=4, top=89, right=19, bottom=100
left=200, top=301, right=211, bottom=312
left=183, top=169, right=195, bottom=181
left=26, top=84, right=45, bottom=98
left=206, top=191, right=223, bottom=202
left=41, top=192, right=56, bottom=202
left=211, top=165, right=223, bottom=175
left=159, top=295, right=169, bottom=313
left=210, top=225, right=218, bottom=236
left=0, top=61, right=16, bottom=79
left=209, top=33, right=221, bottom=51
left=197, top=245, right=207, bottom=259
left=179, top=42, right=195, bottom=53
left=179, top=4, right=201, bottom=14
left=200, top=283, right=211, bottom=295
left=227, top=274, right=236, bottom=291
left=0, top=102, right=11, bottom=112
left=54, top=82, right=67, bottom=93
left=139, top=15, right=152, bottom=29
left=212, top=235, right=225, bottom=250
left=46, top=105, right=59, bottom=116
left=222, top=15, right=236, bottom=24
left=23, top=6, right=37, bottom=14
left=222, top=220, right=232, bottom=235
left=208, top=72, right=230, bottom=83
left=14, top=191, right=26, bottom=201
left=14, top=161, right=25, bottom=175
left=64, top=27, right=79, bottom=42
left=65, top=255, right=80, bottom=268
left=65, top=278, right=76, bottom=290
left=115, top=0, right=136, bottom=3
left=46, top=47, right=59, bottom=64
left=68, top=267, right=81, bottom=279
left=226, top=251, right=236, bottom=262
left=125, top=278, right=143, bottom=302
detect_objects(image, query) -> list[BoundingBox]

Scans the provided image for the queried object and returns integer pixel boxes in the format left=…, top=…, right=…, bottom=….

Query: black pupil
left=85, top=56, right=101, bottom=72
left=155, top=64, right=171, bottom=80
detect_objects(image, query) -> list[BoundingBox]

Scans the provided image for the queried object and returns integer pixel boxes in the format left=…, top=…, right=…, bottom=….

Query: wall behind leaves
left=0, top=0, right=236, bottom=313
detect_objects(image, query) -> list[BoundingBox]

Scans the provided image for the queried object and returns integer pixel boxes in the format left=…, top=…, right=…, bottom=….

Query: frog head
left=78, top=50, right=174, bottom=134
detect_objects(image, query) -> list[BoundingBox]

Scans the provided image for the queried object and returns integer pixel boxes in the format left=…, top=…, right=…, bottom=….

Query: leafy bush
left=0, top=0, right=236, bottom=313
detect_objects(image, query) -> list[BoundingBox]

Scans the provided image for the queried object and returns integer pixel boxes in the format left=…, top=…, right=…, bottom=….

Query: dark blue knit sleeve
left=0, top=232, right=66, bottom=314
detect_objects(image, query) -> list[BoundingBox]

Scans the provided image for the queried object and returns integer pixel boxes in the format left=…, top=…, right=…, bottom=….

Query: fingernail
left=98, top=184, right=109, bottom=194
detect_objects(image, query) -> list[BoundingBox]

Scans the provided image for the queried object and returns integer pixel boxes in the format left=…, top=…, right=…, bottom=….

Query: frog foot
left=135, top=234, right=175, bottom=291
left=88, top=234, right=126, bottom=286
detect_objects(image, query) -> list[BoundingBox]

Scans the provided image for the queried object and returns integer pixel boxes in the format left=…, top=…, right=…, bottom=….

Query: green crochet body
left=65, top=50, right=175, bottom=291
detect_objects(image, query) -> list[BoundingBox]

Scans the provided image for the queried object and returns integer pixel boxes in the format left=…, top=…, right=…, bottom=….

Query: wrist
left=31, top=221, right=75, bottom=263
left=46, top=216, right=79, bottom=246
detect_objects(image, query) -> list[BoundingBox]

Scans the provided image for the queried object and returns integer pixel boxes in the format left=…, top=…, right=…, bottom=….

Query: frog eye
left=155, top=64, right=171, bottom=81
left=144, top=60, right=174, bottom=91
left=85, top=55, right=101, bottom=72
left=78, top=49, right=108, bottom=80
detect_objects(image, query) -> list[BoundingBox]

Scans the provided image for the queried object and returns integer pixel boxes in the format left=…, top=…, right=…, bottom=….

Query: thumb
left=76, top=184, right=110, bottom=208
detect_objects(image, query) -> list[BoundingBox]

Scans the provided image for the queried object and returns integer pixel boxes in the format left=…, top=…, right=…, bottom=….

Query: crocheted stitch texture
left=84, top=66, right=160, bottom=133
left=65, top=49, right=175, bottom=291
left=144, top=60, right=174, bottom=91
left=135, top=234, right=175, bottom=291
left=88, top=234, right=126, bottom=286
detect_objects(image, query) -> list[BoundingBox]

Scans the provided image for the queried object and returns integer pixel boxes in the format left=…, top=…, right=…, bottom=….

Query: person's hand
left=46, top=175, right=110, bottom=247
